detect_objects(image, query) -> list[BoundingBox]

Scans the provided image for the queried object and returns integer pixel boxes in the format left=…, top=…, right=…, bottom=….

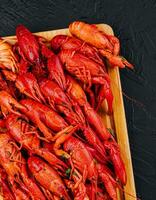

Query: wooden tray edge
left=98, top=24, right=136, bottom=200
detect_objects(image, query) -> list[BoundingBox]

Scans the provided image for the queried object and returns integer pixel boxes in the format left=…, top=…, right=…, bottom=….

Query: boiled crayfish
left=69, top=21, right=133, bottom=68
left=51, top=34, right=104, bottom=66
left=0, top=21, right=133, bottom=199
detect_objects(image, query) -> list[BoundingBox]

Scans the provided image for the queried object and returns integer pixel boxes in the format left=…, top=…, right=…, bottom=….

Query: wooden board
left=1, top=24, right=136, bottom=200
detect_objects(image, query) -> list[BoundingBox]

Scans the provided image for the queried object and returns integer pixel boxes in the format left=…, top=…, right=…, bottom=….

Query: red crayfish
left=0, top=21, right=133, bottom=200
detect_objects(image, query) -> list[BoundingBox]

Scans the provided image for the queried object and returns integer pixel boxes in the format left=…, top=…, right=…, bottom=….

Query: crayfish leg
left=53, top=125, right=78, bottom=158
left=35, top=148, right=68, bottom=172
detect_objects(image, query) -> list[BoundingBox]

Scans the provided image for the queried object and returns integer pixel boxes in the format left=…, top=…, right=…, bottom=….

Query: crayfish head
left=28, top=156, right=43, bottom=173
left=48, top=55, right=66, bottom=90
left=16, top=24, right=40, bottom=64
left=51, top=35, right=68, bottom=52
left=66, top=75, right=87, bottom=106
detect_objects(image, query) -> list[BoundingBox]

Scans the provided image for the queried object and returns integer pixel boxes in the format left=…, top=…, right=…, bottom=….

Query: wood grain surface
left=1, top=24, right=136, bottom=200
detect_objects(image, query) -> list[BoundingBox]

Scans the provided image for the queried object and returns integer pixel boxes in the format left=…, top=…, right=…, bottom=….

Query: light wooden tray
left=1, top=24, right=136, bottom=200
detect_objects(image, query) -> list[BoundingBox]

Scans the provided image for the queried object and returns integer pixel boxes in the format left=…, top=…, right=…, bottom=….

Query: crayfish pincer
left=0, top=90, right=27, bottom=117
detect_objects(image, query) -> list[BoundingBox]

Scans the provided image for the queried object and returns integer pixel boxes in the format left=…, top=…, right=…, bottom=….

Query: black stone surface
left=0, top=0, right=156, bottom=199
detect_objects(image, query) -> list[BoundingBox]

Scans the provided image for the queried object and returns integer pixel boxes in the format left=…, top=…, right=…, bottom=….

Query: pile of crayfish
left=0, top=21, right=133, bottom=200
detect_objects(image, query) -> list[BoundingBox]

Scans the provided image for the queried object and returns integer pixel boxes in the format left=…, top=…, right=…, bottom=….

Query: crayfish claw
left=95, top=82, right=113, bottom=114
left=122, top=57, right=134, bottom=69
left=0, top=90, right=26, bottom=117
left=104, top=140, right=127, bottom=185
left=48, top=55, right=66, bottom=90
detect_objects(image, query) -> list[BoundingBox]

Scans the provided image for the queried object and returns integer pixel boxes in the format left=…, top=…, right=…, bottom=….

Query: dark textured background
left=0, top=0, right=156, bottom=199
